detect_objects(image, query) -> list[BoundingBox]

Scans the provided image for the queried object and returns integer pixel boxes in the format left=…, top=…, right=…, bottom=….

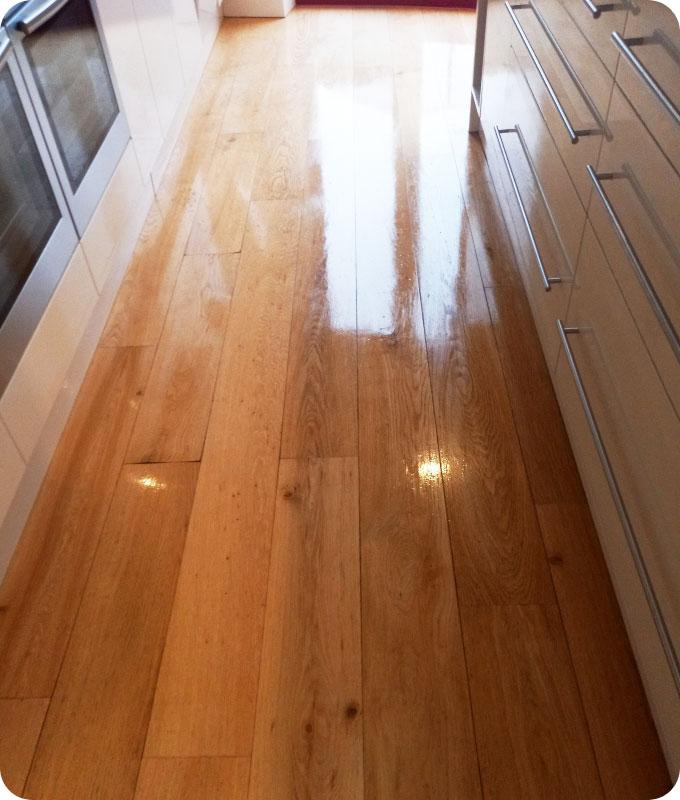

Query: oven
left=4, top=0, right=130, bottom=236
left=0, top=26, right=78, bottom=392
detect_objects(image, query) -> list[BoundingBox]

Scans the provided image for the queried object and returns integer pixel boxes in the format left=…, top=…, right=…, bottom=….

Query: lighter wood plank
left=461, top=604, right=604, bottom=800
left=280, top=142, right=357, bottom=459
left=126, top=253, right=238, bottom=464
left=186, top=133, right=263, bottom=256
left=220, top=62, right=275, bottom=134
left=485, top=286, right=586, bottom=505
left=25, top=463, right=199, bottom=800
left=0, top=698, right=49, bottom=797
left=100, top=199, right=199, bottom=348
left=0, top=346, right=154, bottom=698
left=145, top=199, right=301, bottom=757
left=135, top=757, right=249, bottom=800
left=187, top=75, right=235, bottom=120
left=355, top=66, right=481, bottom=800
left=251, top=73, right=313, bottom=201
left=536, top=503, right=671, bottom=799
left=352, top=9, right=391, bottom=70
left=248, top=457, right=362, bottom=800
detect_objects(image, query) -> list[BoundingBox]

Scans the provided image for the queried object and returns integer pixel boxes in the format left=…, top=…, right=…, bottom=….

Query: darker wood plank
left=0, top=698, right=49, bottom=797
left=462, top=603, right=605, bottom=800
left=25, top=463, right=199, bottom=800
left=537, top=502, right=671, bottom=800
left=134, top=758, right=249, bottom=800
left=0, top=346, right=154, bottom=698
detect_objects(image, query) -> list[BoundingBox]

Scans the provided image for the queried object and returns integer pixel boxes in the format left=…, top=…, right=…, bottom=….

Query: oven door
left=5, top=0, right=130, bottom=236
left=0, top=28, right=78, bottom=393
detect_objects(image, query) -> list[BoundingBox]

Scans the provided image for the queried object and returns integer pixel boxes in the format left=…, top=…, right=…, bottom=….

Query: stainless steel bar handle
left=0, top=30, right=11, bottom=71
left=506, top=2, right=578, bottom=143
left=557, top=320, right=680, bottom=696
left=581, top=0, right=639, bottom=18
left=612, top=31, right=680, bottom=127
left=587, top=164, right=680, bottom=365
left=495, top=126, right=562, bottom=291
left=10, top=0, right=71, bottom=35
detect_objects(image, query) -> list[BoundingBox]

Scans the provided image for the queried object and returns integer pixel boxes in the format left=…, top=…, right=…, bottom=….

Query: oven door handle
left=9, top=0, right=71, bottom=35
left=0, top=30, right=11, bottom=71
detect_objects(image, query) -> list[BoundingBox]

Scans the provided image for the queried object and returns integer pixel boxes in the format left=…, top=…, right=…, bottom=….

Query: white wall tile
left=0, top=248, right=98, bottom=461
left=0, top=418, right=25, bottom=530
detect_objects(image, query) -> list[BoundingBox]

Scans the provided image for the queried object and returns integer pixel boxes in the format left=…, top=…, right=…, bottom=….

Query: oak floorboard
left=399, top=126, right=553, bottom=606
left=485, top=285, right=587, bottom=505
left=536, top=502, right=671, bottom=800
left=220, top=62, right=276, bottom=134
left=251, top=73, right=312, bottom=202
left=126, top=253, right=239, bottom=464
left=280, top=142, right=357, bottom=459
left=25, top=463, right=198, bottom=800
left=186, top=133, right=263, bottom=256
left=144, top=199, right=301, bottom=758
left=461, top=603, right=604, bottom=800
left=355, top=66, right=481, bottom=800
left=0, top=698, right=49, bottom=797
left=134, top=757, right=250, bottom=800
left=0, top=346, right=154, bottom=698
left=248, top=457, right=363, bottom=800
left=100, top=198, right=200, bottom=349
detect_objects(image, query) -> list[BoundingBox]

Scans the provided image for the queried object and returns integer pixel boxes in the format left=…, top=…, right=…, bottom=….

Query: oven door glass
left=23, top=0, right=118, bottom=190
left=0, top=34, right=78, bottom=393
left=7, top=0, right=130, bottom=236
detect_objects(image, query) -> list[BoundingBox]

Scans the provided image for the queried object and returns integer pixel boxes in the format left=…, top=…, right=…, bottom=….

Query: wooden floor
left=0, top=8, right=672, bottom=799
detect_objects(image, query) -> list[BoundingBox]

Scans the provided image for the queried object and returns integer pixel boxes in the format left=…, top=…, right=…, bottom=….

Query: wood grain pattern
left=355, top=66, right=481, bottom=800
left=402, top=133, right=553, bottom=606
left=248, top=458, right=362, bottom=800
left=0, top=346, right=154, bottom=698
left=0, top=698, right=49, bottom=797
left=461, top=604, right=604, bottom=800
left=280, top=142, right=357, bottom=459
left=186, top=133, right=263, bottom=256
left=126, top=253, right=238, bottom=464
left=220, top=62, right=275, bottom=134
left=485, top=286, right=586, bottom=505
left=25, top=463, right=199, bottom=800
left=537, top=502, right=671, bottom=799
left=100, top=200, right=200, bottom=348
left=251, top=73, right=312, bottom=201
left=134, top=757, right=250, bottom=800
left=144, top=200, right=301, bottom=758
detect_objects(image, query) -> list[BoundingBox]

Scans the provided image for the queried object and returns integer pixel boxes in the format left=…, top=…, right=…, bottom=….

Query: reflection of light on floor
left=136, top=475, right=167, bottom=491
left=315, top=81, right=356, bottom=332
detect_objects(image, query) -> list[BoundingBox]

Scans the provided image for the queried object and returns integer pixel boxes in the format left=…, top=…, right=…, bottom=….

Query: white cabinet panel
left=0, top=247, right=98, bottom=461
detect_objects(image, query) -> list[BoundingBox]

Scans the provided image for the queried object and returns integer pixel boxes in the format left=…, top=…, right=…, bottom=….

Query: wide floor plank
left=537, top=502, right=671, bottom=800
left=0, top=346, right=154, bottom=698
left=248, top=457, right=363, bottom=800
left=0, top=698, right=49, bottom=797
left=126, top=253, right=238, bottom=464
left=186, top=133, right=263, bottom=256
left=280, top=141, right=357, bottom=459
left=25, top=463, right=198, bottom=800
left=135, top=757, right=250, bottom=800
left=461, top=604, right=604, bottom=800
left=355, top=66, right=481, bottom=800
left=144, top=199, right=301, bottom=758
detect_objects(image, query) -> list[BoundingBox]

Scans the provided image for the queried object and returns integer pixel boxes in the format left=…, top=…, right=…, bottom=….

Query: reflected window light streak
left=355, top=77, right=397, bottom=336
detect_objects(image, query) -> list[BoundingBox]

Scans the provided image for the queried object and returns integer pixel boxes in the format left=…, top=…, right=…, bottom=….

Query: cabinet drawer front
left=614, top=1, right=680, bottom=172
left=490, top=58, right=582, bottom=366
left=557, top=0, right=628, bottom=75
left=564, top=223, right=680, bottom=681
left=590, top=85, right=680, bottom=415
left=506, top=0, right=611, bottom=204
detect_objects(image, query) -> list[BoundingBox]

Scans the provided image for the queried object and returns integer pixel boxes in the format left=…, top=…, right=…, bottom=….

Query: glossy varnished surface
left=0, top=8, right=670, bottom=800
